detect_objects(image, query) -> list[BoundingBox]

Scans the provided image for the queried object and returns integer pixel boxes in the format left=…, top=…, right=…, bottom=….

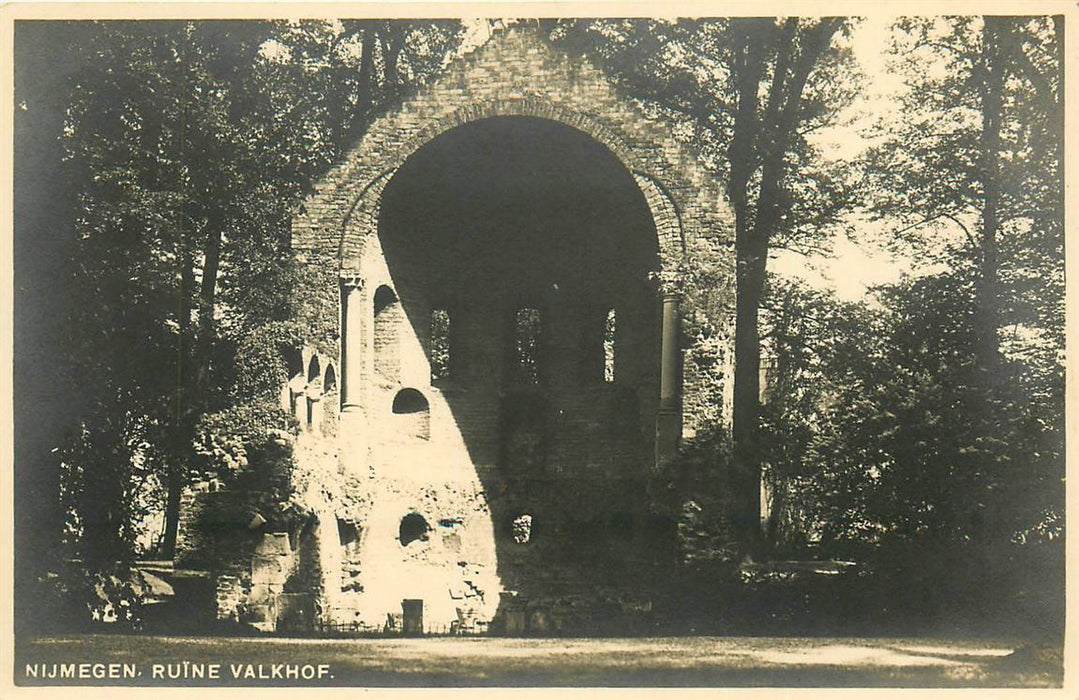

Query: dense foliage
left=47, top=19, right=464, bottom=626
left=551, top=17, right=1062, bottom=628
left=760, top=272, right=1063, bottom=550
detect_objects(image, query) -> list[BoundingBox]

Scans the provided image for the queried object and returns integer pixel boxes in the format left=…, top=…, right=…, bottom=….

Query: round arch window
left=399, top=512, right=430, bottom=546
left=392, top=388, right=430, bottom=440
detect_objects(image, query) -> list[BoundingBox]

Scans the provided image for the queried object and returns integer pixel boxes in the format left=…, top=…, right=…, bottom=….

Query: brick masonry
left=291, top=25, right=736, bottom=354
left=183, top=24, right=737, bottom=635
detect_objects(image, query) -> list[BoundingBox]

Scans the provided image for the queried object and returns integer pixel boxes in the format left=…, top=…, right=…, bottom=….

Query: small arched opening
left=399, top=512, right=430, bottom=546
left=283, top=347, right=304, bottom=417
left=392, top=388, right=431, bottom=440
left=323, top=364, right=338, bottom=420
left=284, top=347, right=304, bottom=380
left=306, top=355, right=322, bottom=430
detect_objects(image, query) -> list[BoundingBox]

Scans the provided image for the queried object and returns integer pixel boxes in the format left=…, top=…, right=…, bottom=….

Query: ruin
left=176, top=25, right=737, bottom=635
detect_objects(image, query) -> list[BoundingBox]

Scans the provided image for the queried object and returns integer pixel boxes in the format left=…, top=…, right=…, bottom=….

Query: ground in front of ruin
left=14, top=634, right=1064, bottom=687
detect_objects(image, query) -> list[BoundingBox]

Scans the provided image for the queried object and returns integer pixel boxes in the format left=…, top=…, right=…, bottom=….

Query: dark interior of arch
left=392, top=388, right=429, bottom=414
left=284, top=348, right=303, bottom=379
left=399, top=512, right=430, bottom=546
left=380, top=116, right=660, bottom=300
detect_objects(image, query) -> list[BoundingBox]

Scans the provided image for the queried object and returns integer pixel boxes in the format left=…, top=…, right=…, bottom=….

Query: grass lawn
left=14, top=634, right=1063, bottom=687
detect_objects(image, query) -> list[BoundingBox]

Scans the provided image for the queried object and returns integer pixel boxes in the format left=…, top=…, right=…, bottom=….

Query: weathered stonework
left=181, top=24, right=737, bottom=635
left=291, top=26, right=736, bottom=353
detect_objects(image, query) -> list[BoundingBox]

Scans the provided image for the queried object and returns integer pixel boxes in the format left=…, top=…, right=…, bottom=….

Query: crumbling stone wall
left=214, top=533, right=295, bottom=632
left=174, top=487, right=211, bottom=570
left=278, top=25, right=737, bottom=634
left=175, top=412, right=328, bottom=633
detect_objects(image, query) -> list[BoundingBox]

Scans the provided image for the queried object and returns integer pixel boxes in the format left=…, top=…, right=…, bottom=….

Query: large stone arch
left=337, top=100, right=688, bottom=277
left=269, top=25, right=741, bottom=635
left=292, top=26, right=735, bottom=349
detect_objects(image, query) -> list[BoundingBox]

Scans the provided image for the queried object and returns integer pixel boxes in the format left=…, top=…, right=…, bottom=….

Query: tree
left=549, top=18, right=858, bottom=553
left=726, top=18, right=851, bottom=554
left=864, top=17, right=1062, bottom=371
left=862, top=15, right=1064, bottom=548
left=49, top=20, right=464, bottom=619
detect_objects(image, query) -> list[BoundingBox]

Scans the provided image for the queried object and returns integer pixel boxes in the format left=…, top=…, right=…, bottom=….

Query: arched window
left=392, top=388, right=430, bottom=440
left=305, top=356, right=322, bottom=430
left=283, top=348, right=304, bottom=417
left=514, top=307, right=542, bottom=385
left=284, top=348, right=303, bottom=381
left=430, top=308, right=451, bottom=381
left=603, top=308, right=617, bottom=383
left=399, top=512, right=430, bottom=546
left=374, top=285, right=401, bottom=382
left=324, top=364, right=337, bottom=394
left=324, top=364, right=338, bottom=413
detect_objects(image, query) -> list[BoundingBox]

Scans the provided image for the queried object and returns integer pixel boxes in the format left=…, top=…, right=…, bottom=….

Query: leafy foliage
left=51, top=20, right=465, bottom=623
left=548, top=20, right=860, bottom=548
left=861, top=17, right=1063, bottom=365
left=758, top=271, right=1063, bottom=583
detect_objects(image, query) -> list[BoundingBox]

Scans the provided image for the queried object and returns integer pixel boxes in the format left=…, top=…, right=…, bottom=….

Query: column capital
left=650, top=270, right=684, bottom=297
left=340, top=270, right=365, bottom=289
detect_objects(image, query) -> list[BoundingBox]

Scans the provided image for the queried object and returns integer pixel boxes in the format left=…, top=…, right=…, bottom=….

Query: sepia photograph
left=5, top=2, right=1072, bottom=690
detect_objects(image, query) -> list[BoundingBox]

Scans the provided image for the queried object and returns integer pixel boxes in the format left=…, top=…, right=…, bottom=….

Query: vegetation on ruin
left=21, top=19, right=465, bottom=628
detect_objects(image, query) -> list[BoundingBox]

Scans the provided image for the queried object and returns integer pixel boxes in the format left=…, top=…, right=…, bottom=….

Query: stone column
left=655, top=291, right=682, bottom=471
left=340, top=273, right=365, bottom=412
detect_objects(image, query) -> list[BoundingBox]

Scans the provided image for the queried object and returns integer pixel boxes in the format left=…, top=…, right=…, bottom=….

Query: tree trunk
left=162, top=35, right=195, bottom=559
left=732, top=236, right=768, bottom=553
left=977, top=17, right=1006, bottom=376
left=358, top=27, right=376, bottom=109
left=972, top=20, right=1005, bottom=553
left=161, top=468, right=185, bottom=560
left=728, top=18, right=772, bottom=556
left=730, top=18, right=842, bottom=557
left=161, top=237, right=195, bottom=559
left=380, top=23, right=405, bottom=97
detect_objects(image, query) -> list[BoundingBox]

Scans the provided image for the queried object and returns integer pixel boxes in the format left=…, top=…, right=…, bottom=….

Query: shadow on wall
left=345, top=115, right=677, bottom=635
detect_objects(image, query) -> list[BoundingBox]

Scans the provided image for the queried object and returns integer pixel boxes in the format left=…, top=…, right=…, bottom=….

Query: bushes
left=35, top=561, right=150, bottom=632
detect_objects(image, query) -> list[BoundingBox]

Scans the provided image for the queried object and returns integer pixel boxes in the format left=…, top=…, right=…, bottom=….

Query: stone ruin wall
left=176, top=25, right=738, bottom=635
